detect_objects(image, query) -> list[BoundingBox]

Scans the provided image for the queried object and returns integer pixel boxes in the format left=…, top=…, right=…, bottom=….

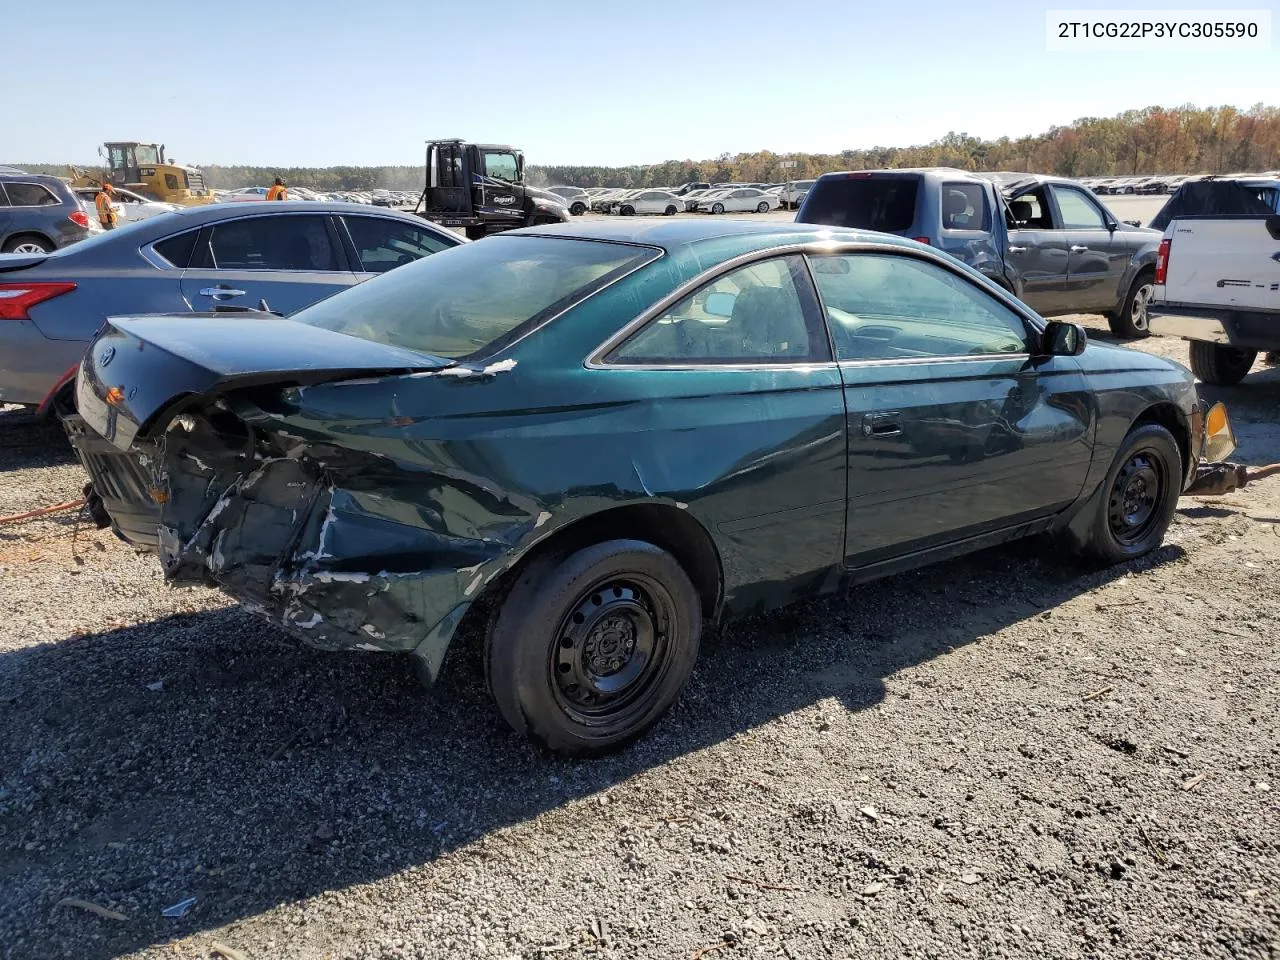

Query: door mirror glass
left=1123, top=219, right=1142, bottom=227
left=1042, top=320, right=1087, bottom=357
left=703, top=291, right=737, bottom=318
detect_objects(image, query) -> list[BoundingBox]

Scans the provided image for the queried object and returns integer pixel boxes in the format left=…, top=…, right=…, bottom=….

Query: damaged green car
left=67, top=219, right=1233, bottom=755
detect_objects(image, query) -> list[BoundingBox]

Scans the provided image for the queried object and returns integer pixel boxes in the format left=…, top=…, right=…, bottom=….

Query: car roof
left=510, top=218, right=919, bottom=253
left=163, top=200, right=429, bottom=222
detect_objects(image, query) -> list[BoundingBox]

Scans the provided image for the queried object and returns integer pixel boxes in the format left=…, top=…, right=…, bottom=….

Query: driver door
left=479, top=149, right=521, bottom=215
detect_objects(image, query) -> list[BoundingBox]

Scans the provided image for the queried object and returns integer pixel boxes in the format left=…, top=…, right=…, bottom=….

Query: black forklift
left=414, top=139, right=570, bottom=239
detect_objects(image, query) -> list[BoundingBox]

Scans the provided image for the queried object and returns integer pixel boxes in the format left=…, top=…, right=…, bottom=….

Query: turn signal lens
left=1204, top=401, right=1237, bottom=462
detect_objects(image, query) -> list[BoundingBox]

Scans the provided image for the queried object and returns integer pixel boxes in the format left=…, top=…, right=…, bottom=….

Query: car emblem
left=99, top=346, right=115, bottom=367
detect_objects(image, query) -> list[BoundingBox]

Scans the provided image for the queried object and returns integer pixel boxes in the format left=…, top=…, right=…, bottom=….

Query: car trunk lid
left=0, top=253, right=50, bottom=273
left=76, top=313, right=452, bottom=451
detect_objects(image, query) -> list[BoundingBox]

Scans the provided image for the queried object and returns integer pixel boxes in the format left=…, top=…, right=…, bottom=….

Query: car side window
left=1053, top=186, right=1107, bottom=229
left=1006, top=188, right=1055, bottom=229
left=809, top=253, right=1031, bottom=361
left=5, top=183, right=59, bottom=207
left=206, top=215, right=338, bottom=272
left=343, top=216, right=454, bottom=273
left=941, top=183, right=991, bottom=231
left=609, top=255, right=830, bottom=365
left=153, top=230, right=200, bottom=269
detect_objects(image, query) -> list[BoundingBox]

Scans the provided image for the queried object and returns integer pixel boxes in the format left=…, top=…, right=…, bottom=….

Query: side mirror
left=703, top=291, right=737, bottom=318
left=1042, top=320, right=1087, bottom=357
left=1123, top=219, right=1142, bottom=228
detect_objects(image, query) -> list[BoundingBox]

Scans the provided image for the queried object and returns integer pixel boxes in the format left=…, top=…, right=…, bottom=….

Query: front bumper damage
left=71, top=405, right=542, bottom=680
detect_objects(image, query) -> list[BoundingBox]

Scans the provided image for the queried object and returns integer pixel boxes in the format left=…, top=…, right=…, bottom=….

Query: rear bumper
left=1149, top=302, right=1280, bottom=350
left=0, top=323, right=86, bottom=407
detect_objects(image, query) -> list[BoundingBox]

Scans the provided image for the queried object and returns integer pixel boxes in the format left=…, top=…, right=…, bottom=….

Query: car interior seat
left=727, top=284, right=808, bottom=358
left=943, top=190, right=972, bottom=229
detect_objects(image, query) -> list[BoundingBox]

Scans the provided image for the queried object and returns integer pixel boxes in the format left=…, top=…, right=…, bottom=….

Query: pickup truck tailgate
left=1163, top=216, right=1280, bottom=311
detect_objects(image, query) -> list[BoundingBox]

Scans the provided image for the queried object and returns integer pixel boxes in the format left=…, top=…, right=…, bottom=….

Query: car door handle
left=198, top=286, right=246, bottom=300
left=1008, top=245, right=1027, bottom=253
left=1070, top=245, right=1089, bottom=253
left=862, top=412, right=902, bottom=438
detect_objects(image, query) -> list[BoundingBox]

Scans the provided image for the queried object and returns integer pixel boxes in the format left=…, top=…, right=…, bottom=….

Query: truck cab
left=416, top=139, right=568, bottom=239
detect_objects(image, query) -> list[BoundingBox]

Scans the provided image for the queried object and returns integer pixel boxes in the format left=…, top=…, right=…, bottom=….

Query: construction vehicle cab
left=415, top=139, right=569, bottom=239
left=70, top=142, right=213, bottom=207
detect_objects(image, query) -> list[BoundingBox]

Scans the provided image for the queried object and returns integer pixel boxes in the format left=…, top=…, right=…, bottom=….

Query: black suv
left=0, top=173, right=94, bottom=254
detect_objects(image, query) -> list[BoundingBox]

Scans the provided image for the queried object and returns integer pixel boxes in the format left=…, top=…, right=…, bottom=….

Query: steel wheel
left=549, top=574, right=676, bottom=727
left=1107, top=449, right=1166, bottom=546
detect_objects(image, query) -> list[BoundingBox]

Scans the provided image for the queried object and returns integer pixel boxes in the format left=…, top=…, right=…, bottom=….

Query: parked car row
left=546, top=181, right=814, bottom=217
left=214, top=187, right=418, bottom=206
left=1081, top=171, right=1280, bottom=195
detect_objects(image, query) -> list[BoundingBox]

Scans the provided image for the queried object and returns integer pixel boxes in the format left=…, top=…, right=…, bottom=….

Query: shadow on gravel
left=0, top=408, right=75, bottom=472
left=0, top=535, right=1185, bottom=958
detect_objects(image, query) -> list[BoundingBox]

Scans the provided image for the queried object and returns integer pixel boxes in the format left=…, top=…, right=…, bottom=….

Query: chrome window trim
left=585, top=240, right=1046, bottom=370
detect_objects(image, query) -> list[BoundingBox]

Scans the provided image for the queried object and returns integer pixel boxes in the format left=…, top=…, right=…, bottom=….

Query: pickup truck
left=796, top=168, right=1164, bottom=337
left=1147, top=212, right=1280, bottom=384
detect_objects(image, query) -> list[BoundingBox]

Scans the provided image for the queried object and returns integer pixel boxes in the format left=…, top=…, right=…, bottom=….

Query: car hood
left=76, top=314, right=451, bottom=450
left=1077, top=336, right=1191, bottom=379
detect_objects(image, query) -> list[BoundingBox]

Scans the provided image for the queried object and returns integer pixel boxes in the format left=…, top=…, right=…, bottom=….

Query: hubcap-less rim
left=1131, top=283, right=1154, bottom=331
left=1108, top=450, right=1165, bottom=545
left=549, top=574, right=675, bottom=727
left=11, top=242, right=48, bottom=254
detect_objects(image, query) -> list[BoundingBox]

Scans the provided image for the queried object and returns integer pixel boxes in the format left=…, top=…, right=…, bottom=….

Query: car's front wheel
left=570, top=201, right=586, bottom=216
left=1107, top=270, right=1155, bottom=339
left=487, top=539, right=702, bottom=755
left=1076, top=423, right=1182, bottom=565
left=711, top=202, right=725, bottom=214
left=1188, top=341, right=1256, bottom=385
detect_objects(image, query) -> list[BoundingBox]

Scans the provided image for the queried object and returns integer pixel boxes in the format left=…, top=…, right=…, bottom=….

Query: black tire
left=464, top=226, right=486, bottom=241
left=620, top=205, right=635, bottom=216
left=711, top=202, right=725, bottom=214
left=1188, top=341, right=1256, bottom=385
left=570, top=201, right=586, bottom=216
left=1106, top=270, right=1155, bottom=338
left=487, top=539, right=702, bottom=756
left=1076, top=423, right=1182, bottom=565
left=2, top=234, right=54, bottom=254
left=664, top=205, right=677, bottom=216
left=755, top=201, right=770, bottom=213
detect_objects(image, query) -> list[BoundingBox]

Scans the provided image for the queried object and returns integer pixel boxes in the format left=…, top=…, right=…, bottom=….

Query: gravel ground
left=1, top=318, right=1277, bottom=960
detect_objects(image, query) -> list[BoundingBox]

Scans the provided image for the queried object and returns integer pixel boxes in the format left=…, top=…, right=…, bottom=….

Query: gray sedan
left=0, top=201, right=463, bottom=411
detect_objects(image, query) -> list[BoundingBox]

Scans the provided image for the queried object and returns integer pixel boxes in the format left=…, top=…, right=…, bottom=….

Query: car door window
left=609, top=255, right=829, bottom=364
left=810, top=253, right=1031, bottom=361
left=206, top=215, right=338, bottom=271
left=1007, top=188, right=1055, bottom=229
left=153, top=229, right=200, bottom=268
left=5, top=183, right=59, bottom=206
left=1053, top=187, right=1107, bottom=229
left=343, top=216, right=454, bottom=273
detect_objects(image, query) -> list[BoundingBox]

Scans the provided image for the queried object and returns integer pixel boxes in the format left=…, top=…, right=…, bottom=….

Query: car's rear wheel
left=664, top=205, right=677, bottom=216
left=1106, top=270, right=1155, bottom=338
left=2, top=235, right=53, bottom=254
left=570, top=201, right=586, bottom=216
left=711, top=202, right=725, bottom=214
left=1188, top=341, right=1256, bottom=385
left=755, top=201, right=770, bottom=213
left=1076, top=423, right=1181, bottom=565
left=487, top=539, right=701, bottom=756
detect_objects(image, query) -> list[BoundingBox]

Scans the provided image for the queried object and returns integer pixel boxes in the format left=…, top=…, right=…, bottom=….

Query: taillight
left=69, top=210, right=90, bottom=228
left=912, top=236, right=931, bottom=245
left=1154, top=238, right=1170, bottom=285
left=0, top=282, right=78, bottom=320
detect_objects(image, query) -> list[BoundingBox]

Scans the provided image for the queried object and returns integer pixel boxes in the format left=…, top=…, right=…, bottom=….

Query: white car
left=545, top=186, right=590, bottom=215
left=221, top=186, right=269, bottom=202
left=697, top=187, right=775, bottom=214
left=73, top=186, right=180, bottom=223
left=615, top=190, right=683, bottom=216
left=778, top=180, right=815, bottom=209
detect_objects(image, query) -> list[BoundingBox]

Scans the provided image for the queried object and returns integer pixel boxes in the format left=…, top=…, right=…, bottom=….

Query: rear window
left=799, top=177, right=919, bottom=233
left=293, top=235, right=659, bottom=359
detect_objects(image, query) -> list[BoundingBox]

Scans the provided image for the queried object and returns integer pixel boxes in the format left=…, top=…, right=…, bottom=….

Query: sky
left=3, top=0, right=1277, bottom=168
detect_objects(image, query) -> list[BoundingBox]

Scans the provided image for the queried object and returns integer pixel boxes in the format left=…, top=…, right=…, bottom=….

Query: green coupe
left=67, top=219, right=1229, bottom=755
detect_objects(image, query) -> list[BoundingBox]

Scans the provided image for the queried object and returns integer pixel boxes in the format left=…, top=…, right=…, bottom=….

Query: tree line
left=9, top=104, right=1278, bottom=192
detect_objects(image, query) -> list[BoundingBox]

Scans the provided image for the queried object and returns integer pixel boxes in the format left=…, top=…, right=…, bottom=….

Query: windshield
left=294, top=235, right=660, bottom=359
